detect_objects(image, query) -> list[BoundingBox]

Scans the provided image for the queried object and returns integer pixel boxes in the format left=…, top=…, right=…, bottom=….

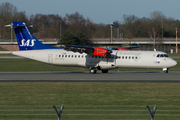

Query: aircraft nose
left=171, top=59, right=177, bottom=67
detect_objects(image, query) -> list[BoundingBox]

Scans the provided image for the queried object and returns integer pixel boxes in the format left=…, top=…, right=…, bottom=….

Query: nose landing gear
left=163, top=68, right=169, bottom=73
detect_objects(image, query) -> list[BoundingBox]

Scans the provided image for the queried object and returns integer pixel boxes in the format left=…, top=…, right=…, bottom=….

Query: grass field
left=0, top=55, right=180, bottom=119
left=1, top=82, right=180, bottom=119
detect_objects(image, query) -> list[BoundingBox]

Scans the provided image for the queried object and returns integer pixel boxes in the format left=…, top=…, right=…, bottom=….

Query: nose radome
left=171, top=60, right=177, bottom=67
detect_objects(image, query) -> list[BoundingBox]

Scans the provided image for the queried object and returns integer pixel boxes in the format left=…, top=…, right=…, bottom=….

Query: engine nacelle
left=111, top=47, right=130, bottom=51
left=93, top=47, right=109, bottom=57
left=117, top=48, right=130, bottom=51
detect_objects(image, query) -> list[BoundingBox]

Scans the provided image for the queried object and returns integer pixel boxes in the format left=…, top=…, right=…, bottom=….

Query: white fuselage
left=12, top=49, right=177, bottom=70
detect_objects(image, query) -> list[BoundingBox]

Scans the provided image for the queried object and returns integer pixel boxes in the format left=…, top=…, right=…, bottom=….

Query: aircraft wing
left=121, top=46, right=140, bottom=49
left=59, top=45, right=112, bottom=57
left=59, top=45, right=139, bottom=56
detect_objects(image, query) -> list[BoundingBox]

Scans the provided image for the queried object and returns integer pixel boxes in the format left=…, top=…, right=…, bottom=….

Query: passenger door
left=48, top=54, right=53, bottom=63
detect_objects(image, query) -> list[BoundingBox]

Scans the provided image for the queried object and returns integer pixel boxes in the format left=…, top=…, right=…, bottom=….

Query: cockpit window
left=160, top=54, right=164, bottom=57
left=156, top=54, right=169, bottom=58
left=164, top=54, right=169, bottom=57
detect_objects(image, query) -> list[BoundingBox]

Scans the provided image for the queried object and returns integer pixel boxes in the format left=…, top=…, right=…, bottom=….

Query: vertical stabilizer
left=12, top=21, right=59, bottom=50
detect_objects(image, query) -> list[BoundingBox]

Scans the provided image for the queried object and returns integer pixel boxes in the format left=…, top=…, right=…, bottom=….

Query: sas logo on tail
left=20, top=39, right=36, bottom=47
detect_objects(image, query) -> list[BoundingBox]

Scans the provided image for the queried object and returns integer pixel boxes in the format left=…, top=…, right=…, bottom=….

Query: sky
left=1, top=0, right=180, bottom=24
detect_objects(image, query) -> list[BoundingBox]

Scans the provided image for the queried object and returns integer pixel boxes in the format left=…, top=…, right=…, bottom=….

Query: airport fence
left=0, top=105, right=180, bottom=120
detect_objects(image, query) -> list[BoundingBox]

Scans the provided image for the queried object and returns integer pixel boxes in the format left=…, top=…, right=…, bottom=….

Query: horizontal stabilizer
left=5, top=22, right=26, bottom=28
left=12, top=22, right=26, bottom=27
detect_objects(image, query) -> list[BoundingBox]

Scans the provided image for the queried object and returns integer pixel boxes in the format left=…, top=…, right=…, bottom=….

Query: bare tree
left=148, top=11, right=166, bottom=48
left=123, top=14, right=138, bottom=24
left=148, top=26, right=160, bottom=48
left=150, top=11, right=166, bottom=20
left=0, top=2, right=18, bottom=38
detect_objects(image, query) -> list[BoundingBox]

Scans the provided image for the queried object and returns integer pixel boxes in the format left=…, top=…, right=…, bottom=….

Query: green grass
left=168, top=53, right=180, bottom=56
left=0, top=54, right=14, bottom=56
left=0, top=59, right=88, bottom=72
left=1, top=82, right=179, bottom=106
left=0, top=82, right=180, bottom=119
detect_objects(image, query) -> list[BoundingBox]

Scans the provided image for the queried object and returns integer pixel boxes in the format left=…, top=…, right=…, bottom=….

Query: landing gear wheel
left=101, top=70, right=108, bottom=73
left=163, top=68, right=169, bottom=73
left=90, top=68, right=97, bottom=74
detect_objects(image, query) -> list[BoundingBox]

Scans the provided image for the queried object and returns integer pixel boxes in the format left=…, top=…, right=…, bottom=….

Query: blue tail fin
left=12, top=21, right=59, bottom=50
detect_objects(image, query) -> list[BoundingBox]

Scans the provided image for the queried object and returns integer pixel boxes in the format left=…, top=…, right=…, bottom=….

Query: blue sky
left=1, top=0, right=180, bottom=24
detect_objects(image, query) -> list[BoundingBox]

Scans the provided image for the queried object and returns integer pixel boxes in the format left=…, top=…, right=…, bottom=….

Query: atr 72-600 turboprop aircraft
left=10, top=21, right=177, bottom=73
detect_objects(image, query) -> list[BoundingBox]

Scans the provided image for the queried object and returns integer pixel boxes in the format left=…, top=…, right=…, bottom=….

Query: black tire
left=90, top=69, right=97, bottom=74
left=102, top=70, right=108, bottom=73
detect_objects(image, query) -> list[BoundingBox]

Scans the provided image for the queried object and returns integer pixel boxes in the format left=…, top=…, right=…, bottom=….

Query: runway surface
left=0, top=72, right=180, bottom=82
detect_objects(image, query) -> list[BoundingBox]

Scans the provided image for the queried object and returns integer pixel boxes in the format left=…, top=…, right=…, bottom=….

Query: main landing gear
left=90, top=68, right=97, bottom=74
left=101, top=70, right=108, bottom=73
left=163, top=68, right=169, bottom=73
left=89, top=67, right=109, bottom=74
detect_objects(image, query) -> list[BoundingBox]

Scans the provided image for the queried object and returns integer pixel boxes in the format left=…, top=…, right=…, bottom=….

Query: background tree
left=58, top=30, right=89, bottom=46
left=148, top=11, right=166, bottom=47
left=1, top=2, right=180, bottom=40
left=0, top=2, right=18, bottom=39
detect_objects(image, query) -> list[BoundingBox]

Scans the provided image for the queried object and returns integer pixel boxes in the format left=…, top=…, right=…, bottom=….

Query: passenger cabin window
left=71, top=55, right=73, bottom=58
left=59, top=55, right=61, bottom=57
